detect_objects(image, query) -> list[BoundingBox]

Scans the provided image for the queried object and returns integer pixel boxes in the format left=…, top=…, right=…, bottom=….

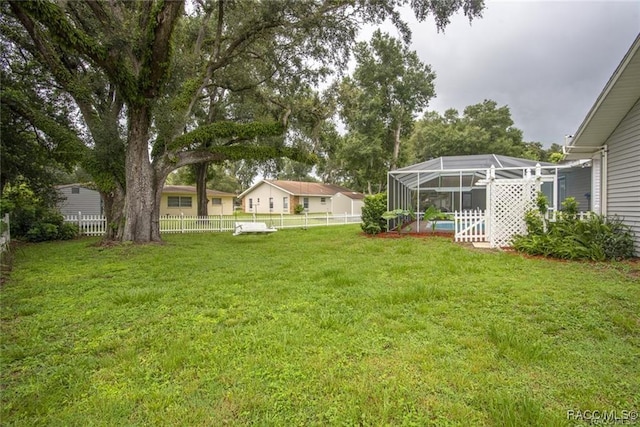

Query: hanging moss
left=194, top=144, right=318, bottom=165
left=169, top=121, right=285, bottom=150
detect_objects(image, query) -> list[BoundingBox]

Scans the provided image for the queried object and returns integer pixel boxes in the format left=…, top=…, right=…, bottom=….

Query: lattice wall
left=488, top=178, right=540, bottom=248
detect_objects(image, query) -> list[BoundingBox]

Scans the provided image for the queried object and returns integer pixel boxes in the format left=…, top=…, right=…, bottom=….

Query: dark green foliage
left=0, top=184, right=78, bottom=242
left=513, top=195, right=635, bottom=261
left=168, top=121, right=285, bottom=151
left=294, top=204, right=305, bottom=215
left=361, top=193, right=388, bottom=235
left=409, top=100, right=527, bottom=161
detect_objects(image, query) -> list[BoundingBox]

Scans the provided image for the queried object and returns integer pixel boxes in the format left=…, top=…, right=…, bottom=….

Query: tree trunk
left=101, top=185, right=125, bottom=241
left=391, top=123, right=402, bottom=170
left=195, top=162, right=209, bottom=217
left=122, top=106, right=159, bottom=243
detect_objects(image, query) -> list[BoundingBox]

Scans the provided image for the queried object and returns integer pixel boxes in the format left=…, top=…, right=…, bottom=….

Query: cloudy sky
left=363, top=0, right=639, bottom=147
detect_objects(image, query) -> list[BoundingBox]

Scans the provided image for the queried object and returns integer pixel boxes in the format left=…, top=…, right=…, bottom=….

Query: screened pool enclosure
left=387, top=155, right=561, bottom=232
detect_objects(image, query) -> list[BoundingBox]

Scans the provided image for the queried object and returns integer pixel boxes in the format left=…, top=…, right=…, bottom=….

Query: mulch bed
left=363, top=231, right=454, bottom=239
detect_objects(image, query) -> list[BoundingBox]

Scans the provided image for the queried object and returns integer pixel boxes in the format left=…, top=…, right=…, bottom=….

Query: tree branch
left=140, top=0, right=184, bottom=98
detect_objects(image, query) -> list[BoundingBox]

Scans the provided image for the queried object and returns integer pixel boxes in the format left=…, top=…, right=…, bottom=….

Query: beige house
left=160, top=185, right=236, bottom=216
left=238, top=180, right=364, bottom=215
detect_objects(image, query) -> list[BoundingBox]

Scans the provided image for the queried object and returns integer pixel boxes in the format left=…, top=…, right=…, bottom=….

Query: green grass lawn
left=1, top=226, right=638, bottom=426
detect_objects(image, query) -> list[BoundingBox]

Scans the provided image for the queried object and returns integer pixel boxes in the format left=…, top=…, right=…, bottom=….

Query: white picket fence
left=64, top=213, right=106, bottom=236
left=454, top=210, right=486, bottom=243
left=454, top=209, right=594, bottom=244
left=65, top=212, right=362, bottom=236
left=544, top=210, right=593, bottom=222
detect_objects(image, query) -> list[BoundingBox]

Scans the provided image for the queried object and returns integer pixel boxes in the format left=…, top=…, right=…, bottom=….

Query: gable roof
left=564, top=33, right=640, bottom=160
left=238, top=180, right=363, bottom=199
left=162, top=185, right=235, bottom=197
left=55, top=183, right=98, bottom=191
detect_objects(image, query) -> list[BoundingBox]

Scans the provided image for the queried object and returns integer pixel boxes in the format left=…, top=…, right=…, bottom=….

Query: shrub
left=58, top=223, right=80, bottom=240
left=1, top=183, right=78, bottom=242
left=361, top=193, right=387, bottom=235
left=513, top=195, right=635, bottom=261
left=294, top=204, right=305, bottom=214
left=26, top=223, right=60, bottom=242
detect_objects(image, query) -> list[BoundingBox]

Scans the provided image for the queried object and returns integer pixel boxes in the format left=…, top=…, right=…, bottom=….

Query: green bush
left=1, top=183, right=78, bottom=242
left=294, top=204, right=305, bottom=214
left=513, top=195, right=635, bottom=261
left=361, top=193, right=387, bottom=235
left=58, top=222, right=80, bottom=240
left=26, top=223, right=60, bottom=242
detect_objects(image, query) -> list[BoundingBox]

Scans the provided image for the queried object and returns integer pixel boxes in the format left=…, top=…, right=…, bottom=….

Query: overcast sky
left=361, top=0, right=639, bottom=147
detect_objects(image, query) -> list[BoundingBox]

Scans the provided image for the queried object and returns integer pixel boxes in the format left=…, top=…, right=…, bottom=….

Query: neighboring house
left=564, top=33, right=640, bottom=254
left=56, top=184, right=103, bottom=216
left=160, top=185, right=236, bottom=216
left=238, top=180, right=364, bottom=215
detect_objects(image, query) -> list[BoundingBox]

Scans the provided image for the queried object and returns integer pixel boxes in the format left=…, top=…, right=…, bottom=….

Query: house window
left=269, top=197, right=274, bottom=210
left=320, top=197, right=326, bottom=204
left=303, top=197, right=309, bottom=209
left=249, top=198, right=253, bottom=209
left=283, top=197, right=288, bottom=209
left=167, top=196, right=192, bottom=207
left=212, top=198, right=222, bottom=205
left=71, top=187, right=80, bottom=194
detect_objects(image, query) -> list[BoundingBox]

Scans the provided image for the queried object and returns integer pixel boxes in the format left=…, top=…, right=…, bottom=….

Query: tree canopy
left=337, top=30, right=435, bottom=193
left=2, top=0, right=485, bottom=242
left=409, top=100, right=526, bottom=160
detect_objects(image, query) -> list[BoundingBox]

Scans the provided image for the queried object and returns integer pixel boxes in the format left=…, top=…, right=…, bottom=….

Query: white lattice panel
left=488, top=178, right=539, bottom=248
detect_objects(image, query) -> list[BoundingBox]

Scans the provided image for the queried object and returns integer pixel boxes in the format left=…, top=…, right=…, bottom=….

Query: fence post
left=280, top=213, right=284, bottom=228
left=304, top=212, right=308, bottom=229
left=345, top=212, right=348, bottom=224
left=180, top=213, right=184, bottom=233
left=1, top=213, right=10, bottom=252
left=326, top=212, right=329, bottom=226
left=77, top=211, right=82, bottom=230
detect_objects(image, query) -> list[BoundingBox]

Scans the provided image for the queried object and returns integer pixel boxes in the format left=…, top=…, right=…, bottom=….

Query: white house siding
left=332, top=193, right=363, bottom=216
left=57, top=186, right=103, bottom=216
left=303, top=196, right=333, bottom=213
left=605, top=98, right=640, bottom=254
left=242, top=184, right=290, bottom=214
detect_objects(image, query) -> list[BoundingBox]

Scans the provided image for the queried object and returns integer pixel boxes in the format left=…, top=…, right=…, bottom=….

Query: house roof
left=390, top=154, right=557, bottom=191
left=564, top=33, right=640, bottom=160
left=238, top=180, right=363, bottom=199
left=162, top=185, right=235, bottom=197
left=55, top=183, right=97, bottom=191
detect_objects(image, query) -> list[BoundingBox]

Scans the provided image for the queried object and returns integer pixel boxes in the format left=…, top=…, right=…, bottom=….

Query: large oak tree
left=2, top=0, right=484, bottom=242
